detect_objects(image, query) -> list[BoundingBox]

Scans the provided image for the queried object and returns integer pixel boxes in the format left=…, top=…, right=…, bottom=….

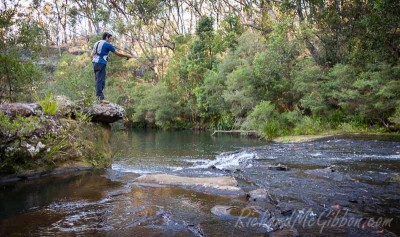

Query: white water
left=189, top=150, right=258, bottom=170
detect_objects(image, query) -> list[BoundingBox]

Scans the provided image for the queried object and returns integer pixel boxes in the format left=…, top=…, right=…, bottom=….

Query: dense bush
left=0, top=8, right=47, bottom=102
left=133, top=83, right=181, bottom=128
left=36, top=4, right=400, bottom=136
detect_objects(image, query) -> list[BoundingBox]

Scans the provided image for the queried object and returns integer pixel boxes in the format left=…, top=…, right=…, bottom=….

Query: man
left=91, top=32, right=132, bottom=104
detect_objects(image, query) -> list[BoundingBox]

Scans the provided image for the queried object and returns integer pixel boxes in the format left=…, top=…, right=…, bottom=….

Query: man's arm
left=113, top=50, right=134, bottom=59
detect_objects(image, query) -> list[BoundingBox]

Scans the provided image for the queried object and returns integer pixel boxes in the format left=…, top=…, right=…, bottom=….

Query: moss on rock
left=0, top=112, right=112, bottom=174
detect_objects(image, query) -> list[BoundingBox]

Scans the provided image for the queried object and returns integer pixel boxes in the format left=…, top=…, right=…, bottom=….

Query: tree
left=0, top=4, right=46, bottom=102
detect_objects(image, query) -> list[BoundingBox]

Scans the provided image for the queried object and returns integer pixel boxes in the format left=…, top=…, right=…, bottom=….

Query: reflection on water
left=0, top=130, right=400, bottom=236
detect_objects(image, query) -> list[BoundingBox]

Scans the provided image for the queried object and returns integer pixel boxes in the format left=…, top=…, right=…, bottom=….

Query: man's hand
left=115, top=51, right=138, bottom=60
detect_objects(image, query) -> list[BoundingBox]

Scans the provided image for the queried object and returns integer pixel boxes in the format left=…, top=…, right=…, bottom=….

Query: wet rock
left=134, top=174, right=243, bottom=193
left=84, top=103, right=125, bottom=123
left=267, top=164, right=290, bottom=171
left=187, top=224, right=207, bottom=237
left=280, top=209, right=293, bottom=216
left=210, top=205, right=233, bottom=217
left=269, top=227, right=299, bottom=237
left=305, top=166, right=350, bottom=181
left=0, top=166, right=94, bottom=183
left=0, top=102, right=42, bottom=117
left=247, top=188, right=270, bottom=202
left=210, top=205, right=262, bottom=218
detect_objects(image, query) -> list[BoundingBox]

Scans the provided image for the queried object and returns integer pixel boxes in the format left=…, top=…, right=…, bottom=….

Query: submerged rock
left=247, top=188, right=271, bottom=202
left=305, top=166, right=351, bottom=181
left=267, top=164, right=290, bottom=171
left=211, top=205, right=263, bottom=217
left=134, top=174, right=243, bottom=194
left=269, top=227, right=300, bottom=237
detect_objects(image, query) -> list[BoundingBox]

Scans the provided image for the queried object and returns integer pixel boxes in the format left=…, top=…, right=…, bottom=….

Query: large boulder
left=0, top=103, right=42, bottom=117
left=0, top=97, right=125, bottom=124
left=84, top=103, right=125, bottom=123
left=0, top=116, right=112, bottom=176
left=55, top=95, right=81, bottom=117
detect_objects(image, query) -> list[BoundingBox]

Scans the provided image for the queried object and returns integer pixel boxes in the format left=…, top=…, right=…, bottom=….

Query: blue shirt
left=92, top=40, right=116, bottom=64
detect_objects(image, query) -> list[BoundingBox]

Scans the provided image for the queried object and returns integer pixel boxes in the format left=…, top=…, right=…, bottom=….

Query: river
left=0, top=129, right=399, bottom=236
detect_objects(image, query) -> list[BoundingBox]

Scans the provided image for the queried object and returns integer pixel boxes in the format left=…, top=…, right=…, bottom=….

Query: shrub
left=262, top=119, right=283, bottom=140
left=41, top=53, right=95, bottom=104
left=223, top=64, right=257, bottom=119
left=241, top=101, right=277, bottom=131
left=37, top=93, right=57, bottom=115
left=292, top=116, right=324, bottom=135
left=133, top=83, right=181, bottom=128
left=388, top=103, right=400, bottom=129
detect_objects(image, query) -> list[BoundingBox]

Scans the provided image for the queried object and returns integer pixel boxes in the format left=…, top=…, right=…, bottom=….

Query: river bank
left=208, top=126, right=400, bottom=143
left=272, top=132, right=400, bottom=143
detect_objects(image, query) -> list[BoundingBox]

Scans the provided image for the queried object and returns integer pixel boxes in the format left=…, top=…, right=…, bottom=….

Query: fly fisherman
left=91, top=32, right=133, bottom=104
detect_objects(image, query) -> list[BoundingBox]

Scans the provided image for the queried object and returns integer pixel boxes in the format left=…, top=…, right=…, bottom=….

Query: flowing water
left=1, top=129, right=399, bottom=236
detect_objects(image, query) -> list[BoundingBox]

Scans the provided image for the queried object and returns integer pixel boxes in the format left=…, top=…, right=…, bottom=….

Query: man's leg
left=94, top=63, right=106, bottom=100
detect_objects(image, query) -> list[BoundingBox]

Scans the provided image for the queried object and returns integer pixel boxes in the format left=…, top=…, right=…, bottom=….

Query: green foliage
left=389, top=103, right=400, bottom=129
left=253, top=19, right=300, bottom=111
left=0, top=113, right=41, bottom=138
left=336, top=122, right=367, bottom=133
left=74, top=110, right=93, bottom=124
left=241, top=101, right=277, bottom=131
left=0, top=113, right=111, bottom=173
left=127, top=0, right=164, bottom=24
left=0, top=54, right=44, bottom=102
left=262, top=119, right=285, bottom=140
left=0, top=7, right=47, bottom=102
left=9, top=0, right=398, bottom=139
left=164, top=16, right=223, bottom=122
left=133, top=83, right=181, bottom=128
left=349, top=64, right=400, bottom=125
left=292, top=57, right=325, bottom=113
left=223, top=64, right=257, bottom=119
left=41, top=53, right=95, bottom=104
left=208, top=112, right=234, bottom=130
left=292, top=117, right=324, bottom=135
left=37, top=93, right=57, bottom=115
left=196, top=30, right=267, bottom=127
left=220, top=14, right=244, bottom=49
